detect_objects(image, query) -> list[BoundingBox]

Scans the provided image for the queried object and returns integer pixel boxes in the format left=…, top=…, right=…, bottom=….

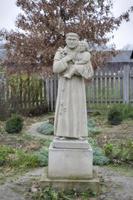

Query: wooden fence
left=0, top=73, right=48, bottom=118
left=46, top=65, right=133, bottom=111
left=0, top=64, right=133, bottom=117
left=86, top=65, right=133, bottom=106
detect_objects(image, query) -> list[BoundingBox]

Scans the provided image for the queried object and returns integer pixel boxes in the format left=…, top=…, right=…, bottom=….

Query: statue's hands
left=64, top=52, right=78, bottom=62
left=63, top=54, right=73, bottom=62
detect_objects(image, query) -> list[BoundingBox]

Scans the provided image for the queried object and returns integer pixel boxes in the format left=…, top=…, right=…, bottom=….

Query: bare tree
left=0, top=0, right=133, bottom=75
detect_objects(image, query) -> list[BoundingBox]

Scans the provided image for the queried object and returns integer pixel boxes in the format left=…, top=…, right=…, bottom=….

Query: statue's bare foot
left=64, top=74, right=71, bottom=79
left=58, top=137, right=66, bottom=140
left=79, top=137, right=86, bottom=141
left=54, top=136, right=65, bottom=140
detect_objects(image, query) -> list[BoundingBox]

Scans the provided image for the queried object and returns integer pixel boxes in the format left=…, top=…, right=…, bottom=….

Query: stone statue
left=53, top=32, right=94, bottom=139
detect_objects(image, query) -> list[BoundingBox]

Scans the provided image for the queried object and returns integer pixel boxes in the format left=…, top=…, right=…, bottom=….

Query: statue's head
left=79, top=40, right=89, bottom=52
left=65, top=32, right=79, bottom=49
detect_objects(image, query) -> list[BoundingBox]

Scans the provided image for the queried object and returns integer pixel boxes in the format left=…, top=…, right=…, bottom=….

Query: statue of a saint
left=53, top=33, right=94, bottom=138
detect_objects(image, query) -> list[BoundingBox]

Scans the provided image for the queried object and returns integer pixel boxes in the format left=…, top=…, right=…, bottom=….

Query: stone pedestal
left=41, top=167, right=100, bottom=194
left=48, top=138, right=93, bottom=179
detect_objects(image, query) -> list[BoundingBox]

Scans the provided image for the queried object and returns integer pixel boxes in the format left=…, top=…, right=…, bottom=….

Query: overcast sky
left=0, top=0, right=133, bottom=49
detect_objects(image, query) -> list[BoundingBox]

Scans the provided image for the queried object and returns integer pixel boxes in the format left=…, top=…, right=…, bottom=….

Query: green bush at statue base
left=37, top=121, right=54, bottom=135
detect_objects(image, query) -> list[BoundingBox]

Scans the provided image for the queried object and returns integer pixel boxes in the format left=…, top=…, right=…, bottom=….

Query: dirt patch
left=99, top=166, right=133, bottom=200
left=0, top=168, right=44, bottom=200
left=0, top=166, right=133, bottom=200
left=95, top=119, right=133, bottom=147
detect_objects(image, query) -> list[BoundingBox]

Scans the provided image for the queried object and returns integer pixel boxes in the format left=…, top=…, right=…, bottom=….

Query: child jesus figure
left=64, top=40, right=91, bottom=79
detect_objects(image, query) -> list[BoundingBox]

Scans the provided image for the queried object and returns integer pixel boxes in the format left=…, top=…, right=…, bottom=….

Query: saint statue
left=53, top=33, right=94, bottom=138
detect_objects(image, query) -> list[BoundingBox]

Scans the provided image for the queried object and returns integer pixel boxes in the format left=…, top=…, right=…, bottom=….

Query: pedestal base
left=48, top=139, right=93, bottom=179
left=41, top=167, right=101, bottom=194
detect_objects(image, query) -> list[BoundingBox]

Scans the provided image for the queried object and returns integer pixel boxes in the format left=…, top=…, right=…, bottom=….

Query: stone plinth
left=41, top=167, right=100, bottom=195
left=48, top=138, right=93, bottom=179
left=53, top=138, right=90, bottom=149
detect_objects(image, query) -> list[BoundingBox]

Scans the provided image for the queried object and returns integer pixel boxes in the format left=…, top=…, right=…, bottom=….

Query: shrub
left=88, top=119, right=101, bottom=136
left=108, top=106, right=123, bottom=125
left=37, top=121, right=54, bottom=135
left=36, top=147, right=48, bottom=167
left=88, top=138, right=109, bottom=166
left=5, top=115, right=23, bottom=134
left=93, top=146, right=109, bottom=166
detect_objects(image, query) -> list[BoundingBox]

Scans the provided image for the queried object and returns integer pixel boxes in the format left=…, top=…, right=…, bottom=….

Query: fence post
left=0, top=72, right=10, bottom=120
left=45, top=78, right=50, bottom=111
left=0, top=72, right=4, bottom=101
left=123, top=65, right=130, bottom=104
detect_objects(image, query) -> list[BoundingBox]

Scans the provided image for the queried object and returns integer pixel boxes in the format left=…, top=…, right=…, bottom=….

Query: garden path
left=0, top=166, right=133, bottom=200
left=0, top=167, right=44, bottom=200
left=99, top=166, right=133, bottom=200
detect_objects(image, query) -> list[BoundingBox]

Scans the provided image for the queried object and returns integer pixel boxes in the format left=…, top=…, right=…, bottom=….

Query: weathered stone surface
left=53, top=138, right=90, bottom=149
left=53, top=32, right=94, bottom=138
left=46, top=32, right=94, bottom=188
left=48, top=141, right=93, bottom=179
left=41, top=167, right=100, bottom=194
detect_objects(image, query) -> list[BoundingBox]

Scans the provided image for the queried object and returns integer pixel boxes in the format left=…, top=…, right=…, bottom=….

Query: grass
left=0, top=145, right=38, bottom=169
left=0, top=144, right=49, bottom=184
left=0, top=113, right=53, bottom=182
left=0, top=110, right=133, bottom=186
left=104, top=139, right=133, bottom=165
left=0, top=127, right=51, bottom=183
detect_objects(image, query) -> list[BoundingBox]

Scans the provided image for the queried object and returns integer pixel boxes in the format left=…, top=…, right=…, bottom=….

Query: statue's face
left=66, top=36, right=79, bottom=49
left=79, top=42, right=86, bottom=52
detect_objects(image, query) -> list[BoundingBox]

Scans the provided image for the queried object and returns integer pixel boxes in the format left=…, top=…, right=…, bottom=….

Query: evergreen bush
left=37, top=121, right=54, bottom=135
left=5, top=115, right=23, bottom=133
left=108, top=106, right=123, bottom=125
